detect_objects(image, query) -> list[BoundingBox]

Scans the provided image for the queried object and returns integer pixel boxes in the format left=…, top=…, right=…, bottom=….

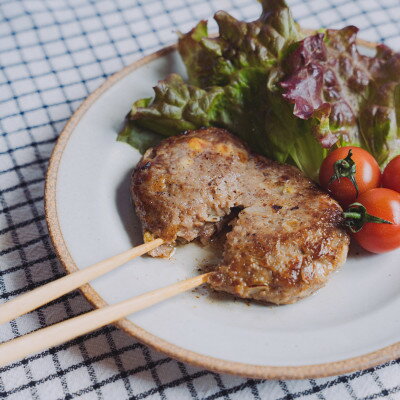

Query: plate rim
left=45, top=39, right=400, bottom=380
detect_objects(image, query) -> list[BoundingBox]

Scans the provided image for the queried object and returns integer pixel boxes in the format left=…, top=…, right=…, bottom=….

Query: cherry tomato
left=344, top=188, right=400, bottom=253
left=319, top=146, right=381, bottom=208
left=382, top=155, right=400, bottom=193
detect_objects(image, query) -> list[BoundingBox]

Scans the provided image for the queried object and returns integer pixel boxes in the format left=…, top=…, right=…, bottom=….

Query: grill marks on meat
left=132, top=128, right=349, bottom=304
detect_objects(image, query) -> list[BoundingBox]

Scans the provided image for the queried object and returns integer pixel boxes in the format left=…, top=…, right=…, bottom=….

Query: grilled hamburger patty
left=132, top=128, right=349, bottom=304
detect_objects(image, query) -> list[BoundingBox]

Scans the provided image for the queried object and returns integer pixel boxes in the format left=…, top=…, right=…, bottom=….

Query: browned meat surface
left=132, top=128, right=251, bottom=257
left=132, top=128, right=349, bottom=304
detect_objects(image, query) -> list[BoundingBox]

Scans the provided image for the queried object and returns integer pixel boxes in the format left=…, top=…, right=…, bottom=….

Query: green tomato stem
left=343, top=202, right=392, bottom=233
left=328, top=149, right=359, bottom=197
left=342, top=211, right=362, bottom=220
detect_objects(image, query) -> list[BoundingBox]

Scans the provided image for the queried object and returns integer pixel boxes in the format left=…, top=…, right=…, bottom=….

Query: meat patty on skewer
left=132, top=128, right=349, bottom=304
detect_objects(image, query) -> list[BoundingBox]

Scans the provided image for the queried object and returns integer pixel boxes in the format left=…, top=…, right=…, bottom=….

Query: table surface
left=1, top=0, right=400, bottom=399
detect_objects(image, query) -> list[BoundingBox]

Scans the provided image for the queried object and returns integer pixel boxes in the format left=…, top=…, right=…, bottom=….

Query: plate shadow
left=115, top=168, right=143, bottom=247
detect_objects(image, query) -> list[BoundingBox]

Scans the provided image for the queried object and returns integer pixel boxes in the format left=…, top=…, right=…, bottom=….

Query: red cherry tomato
left=382, top=155, right=400, bottom=193
left=319, top=146, right=381, bottom=208
left=344, top=188, right=400, bottom=253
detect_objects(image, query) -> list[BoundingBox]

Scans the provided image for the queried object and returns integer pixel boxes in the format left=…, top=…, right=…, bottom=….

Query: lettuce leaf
left=119, top=0, right=300, bottom=158
left=119, top=0, right=400, bottom=181
left=178, top=0, right=300, bottom=87
left=280, top=27, right=400, bottom=167
left=120, top=70, right=273, bottom=155
left=125, top=74, right=225, bottom=135
left=359, top=45, right=400, bottom=164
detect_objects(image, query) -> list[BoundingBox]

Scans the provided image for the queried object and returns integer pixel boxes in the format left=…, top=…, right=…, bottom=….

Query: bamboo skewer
left=0, top=273, right=210, bottom=368
left=0, top=239, right=163, bottom=326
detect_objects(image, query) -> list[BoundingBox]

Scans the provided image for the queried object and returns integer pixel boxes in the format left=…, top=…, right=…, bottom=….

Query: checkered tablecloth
left=1, top=0, right=400, bottom=399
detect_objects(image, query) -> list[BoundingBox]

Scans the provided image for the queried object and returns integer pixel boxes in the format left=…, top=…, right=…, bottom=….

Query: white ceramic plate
left=45, top=43, right=400, bottom=379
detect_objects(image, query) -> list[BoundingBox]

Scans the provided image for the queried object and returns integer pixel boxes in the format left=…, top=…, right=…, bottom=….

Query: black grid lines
left=1, top=0, right=400, bottom=399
